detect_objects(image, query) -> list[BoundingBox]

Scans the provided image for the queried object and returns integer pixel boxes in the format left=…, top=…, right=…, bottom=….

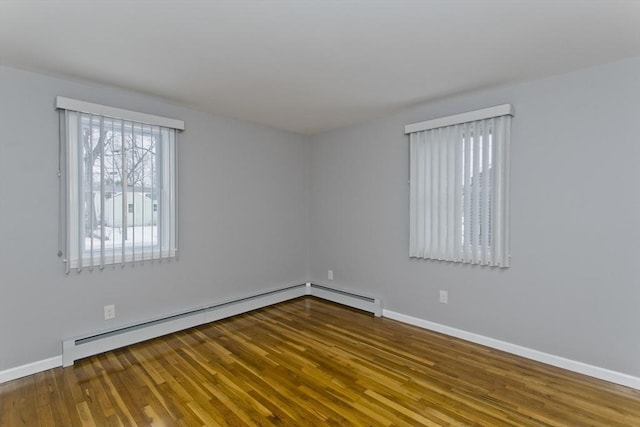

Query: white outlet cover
left=104, top=304, right=116, bottom=320
left=328, top=270, right=334, bottom=280
left=439, top=290, right=448, bottom=304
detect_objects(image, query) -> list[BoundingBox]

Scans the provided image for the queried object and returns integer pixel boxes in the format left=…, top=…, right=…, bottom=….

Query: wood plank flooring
left=1, top=297, right=639, bottom=426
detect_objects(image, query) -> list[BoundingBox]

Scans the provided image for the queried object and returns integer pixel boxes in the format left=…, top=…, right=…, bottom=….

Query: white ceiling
left=1, top=1, right=639, bottom=135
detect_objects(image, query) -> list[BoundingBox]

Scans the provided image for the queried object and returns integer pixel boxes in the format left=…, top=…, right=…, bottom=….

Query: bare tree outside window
left=79, top=117, right=161, bottom=255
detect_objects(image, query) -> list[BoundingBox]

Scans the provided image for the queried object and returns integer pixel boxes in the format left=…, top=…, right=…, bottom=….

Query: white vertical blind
left=58, top=98, right=181, bottom=272
left=407, top=105, right=513, bottom=267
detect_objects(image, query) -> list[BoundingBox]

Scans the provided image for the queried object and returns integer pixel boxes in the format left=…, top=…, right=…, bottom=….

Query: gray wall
left=308, top=57, right=640, bottom=377
left=0, top=66, right=310, bottom=370
left=2, top=57, right=639, bottom=378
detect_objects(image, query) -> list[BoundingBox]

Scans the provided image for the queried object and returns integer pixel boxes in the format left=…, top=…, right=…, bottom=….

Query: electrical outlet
left=104, top=304, right=116, bottom=320
left=439, top=290, right=448, bottom=304
left=328, top=270, right=334, bottom=280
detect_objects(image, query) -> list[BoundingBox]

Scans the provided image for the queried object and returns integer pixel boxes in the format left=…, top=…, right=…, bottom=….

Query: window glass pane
left=67, top=113, right=176, bottom=269
left=408, top=114, right=510, bottom=267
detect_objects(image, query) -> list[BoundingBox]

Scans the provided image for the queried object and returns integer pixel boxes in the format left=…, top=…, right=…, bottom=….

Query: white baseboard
left=0, top=356, right=62, bottom=384
left=1, top=283, right=382, bottom=383
left=62, top=284, right=309, bottom=367
left=309, top=282, right=382, bottom=317
left=383, top=309, right=640, bottom=390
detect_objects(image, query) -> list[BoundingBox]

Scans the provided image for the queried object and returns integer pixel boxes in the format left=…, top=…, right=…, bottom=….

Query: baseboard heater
left=62, top=282, right=382, bottom=367
left=309, top=283, right=382, bottom=317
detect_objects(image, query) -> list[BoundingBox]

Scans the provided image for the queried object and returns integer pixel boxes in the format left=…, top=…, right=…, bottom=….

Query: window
left=405, top=104, right=513, bottom=267
left=57, top=97, right=184, bottom=272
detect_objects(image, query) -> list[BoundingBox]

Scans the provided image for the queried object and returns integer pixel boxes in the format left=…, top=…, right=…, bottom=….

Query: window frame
left=57, top=97, right=183, bottom=273
left=405, top=104, right=513, bottom=267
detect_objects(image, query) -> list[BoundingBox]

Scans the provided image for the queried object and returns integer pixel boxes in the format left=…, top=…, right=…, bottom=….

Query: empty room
left=1, top=1, right=639, bottom=425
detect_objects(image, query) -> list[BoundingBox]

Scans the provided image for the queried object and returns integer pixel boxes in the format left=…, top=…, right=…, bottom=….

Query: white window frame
left=405, top=104, right=513, bottom=267
left=57, top=97, right=184, bottom=273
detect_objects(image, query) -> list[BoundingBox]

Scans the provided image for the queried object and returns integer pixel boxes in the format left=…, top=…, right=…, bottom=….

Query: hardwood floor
left=1, top=297, right=639, bottom=426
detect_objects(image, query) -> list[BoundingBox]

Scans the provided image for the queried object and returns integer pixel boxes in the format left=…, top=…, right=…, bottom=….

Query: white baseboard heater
left=62, top=283, right=382, bottom=367
left=309, top=283, right=382, bottom=317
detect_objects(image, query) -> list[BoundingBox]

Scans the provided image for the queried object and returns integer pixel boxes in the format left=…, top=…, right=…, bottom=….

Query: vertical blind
left=57, top=97, right=183, bottom=273
left=406, top=105, right=513, bottom=267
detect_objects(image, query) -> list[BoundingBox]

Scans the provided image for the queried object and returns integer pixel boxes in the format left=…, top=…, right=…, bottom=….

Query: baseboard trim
left=0, top=356, right=62, bottom=384
left=383, top=309, right=640, bottom=390
left=308, top=282, right=382, bottom=316
left=62, top=284, right=309, bottom=367
left=1, top=283, right=382, bottom=383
